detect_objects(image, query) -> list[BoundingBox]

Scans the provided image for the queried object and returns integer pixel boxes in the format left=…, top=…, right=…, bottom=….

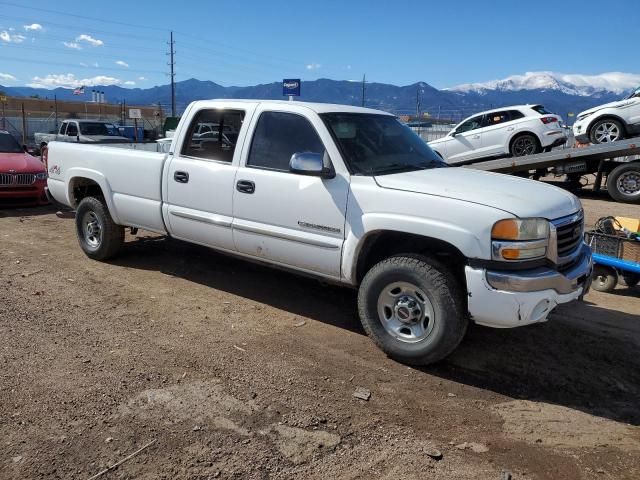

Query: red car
left=0, top=131, right=49, bottom=206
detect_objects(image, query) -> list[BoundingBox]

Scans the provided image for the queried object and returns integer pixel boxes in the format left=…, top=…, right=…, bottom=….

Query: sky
left=0, top=0, right=638, bottom=90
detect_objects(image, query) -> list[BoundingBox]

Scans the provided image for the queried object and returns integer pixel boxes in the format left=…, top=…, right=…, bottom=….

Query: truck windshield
left=321, top=113, right=446, bottom=175
left=79, top=122, right=117, bottom=136
left=0, top=132, right=23, bottom=153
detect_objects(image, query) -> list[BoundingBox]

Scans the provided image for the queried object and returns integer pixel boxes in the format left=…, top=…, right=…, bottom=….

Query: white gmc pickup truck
left=46, top=100, right=592, bottom=365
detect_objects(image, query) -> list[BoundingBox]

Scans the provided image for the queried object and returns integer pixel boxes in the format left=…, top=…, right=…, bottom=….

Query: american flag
left=73, top=86, right=85, bottom=95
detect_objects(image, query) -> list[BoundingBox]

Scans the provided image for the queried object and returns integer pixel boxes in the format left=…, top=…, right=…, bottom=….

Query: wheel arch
left=508, top=130, right=541, bottom=152
left=66, top=169, right=121, bottom=224
left=352, top=230, right=468, bottom=286
left=587, top=114, right=628, bottom=138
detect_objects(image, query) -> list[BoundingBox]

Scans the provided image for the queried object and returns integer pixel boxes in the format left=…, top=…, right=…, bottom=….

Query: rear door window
left=181, top=109, right=245, bottom=162
left=59, top=123, right=67, bottom=135
left=484, top=111, right=511, bottom=127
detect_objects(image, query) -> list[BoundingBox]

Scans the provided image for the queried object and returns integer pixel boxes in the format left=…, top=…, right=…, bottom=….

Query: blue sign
left=283, top=79, right=301, bottom=97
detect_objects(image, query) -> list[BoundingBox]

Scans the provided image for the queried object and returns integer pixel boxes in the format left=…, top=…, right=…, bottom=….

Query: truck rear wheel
left=75, top=196, right=124, bottom=261
left=607, top=162, right=640, bottom=203
left=357, top=255, right=467, bottom=365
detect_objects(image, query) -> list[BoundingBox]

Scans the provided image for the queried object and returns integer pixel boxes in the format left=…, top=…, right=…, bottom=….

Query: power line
left=0, top=55, right=165, bottom=75
left=0, top=1, right=168, bottom=32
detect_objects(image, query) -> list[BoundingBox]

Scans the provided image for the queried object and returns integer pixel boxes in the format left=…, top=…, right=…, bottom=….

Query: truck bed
left=46, top=141, right=168, bottom=232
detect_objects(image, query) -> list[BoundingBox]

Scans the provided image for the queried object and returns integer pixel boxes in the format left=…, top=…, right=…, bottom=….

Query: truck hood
left=0, top=152, right=46, bottom=173
left=374, top=167, right=581, bottom=219
left=578, top=98, right=636, bottom=117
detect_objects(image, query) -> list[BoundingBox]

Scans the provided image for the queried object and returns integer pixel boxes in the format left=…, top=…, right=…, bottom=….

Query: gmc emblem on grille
left=573, top=226, right=581, bottom=238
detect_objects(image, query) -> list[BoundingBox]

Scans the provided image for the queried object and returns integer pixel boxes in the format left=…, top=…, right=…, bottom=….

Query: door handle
left=507, top=127, right=515, bottom=131
left=236, top=180, right=255, bottom=194
left=174, top=171, right=189, bottom=183
left=472, top=135, right=480, bottom=139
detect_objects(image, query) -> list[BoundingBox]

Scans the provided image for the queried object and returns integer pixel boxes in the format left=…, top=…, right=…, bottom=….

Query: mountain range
left=1, top=72, right=636, bottom=120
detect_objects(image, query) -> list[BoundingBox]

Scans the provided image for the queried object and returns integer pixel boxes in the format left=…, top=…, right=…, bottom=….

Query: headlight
left=576, top=112, right=593, bottom=121
left=491, top=218, right=550, bottom=261
left=35, top=172, right=48, bottom=180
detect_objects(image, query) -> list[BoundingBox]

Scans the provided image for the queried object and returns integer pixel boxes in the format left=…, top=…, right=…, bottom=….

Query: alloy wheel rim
left=83, top=211, right=103, bottom=248
left=513, top=137, right=536, bottom=156
left=377, top=281, right=435, bottom=343
left=594, top=122, right=620, bottom=143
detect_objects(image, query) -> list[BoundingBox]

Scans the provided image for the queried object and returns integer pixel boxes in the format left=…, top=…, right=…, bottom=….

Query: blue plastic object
left=592, top=253, right=640, bottom=274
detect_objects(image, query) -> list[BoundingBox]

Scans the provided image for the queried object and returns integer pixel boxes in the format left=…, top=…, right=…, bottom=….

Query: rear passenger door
left=232, top=107, right=349, bottom=278
left=165, top=105, right=253, bottom=251
left=481, top=110, right=523, bottom=156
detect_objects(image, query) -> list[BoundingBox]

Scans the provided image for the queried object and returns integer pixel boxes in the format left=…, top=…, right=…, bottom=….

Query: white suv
left=573, top=87, right=640, bottom=144
left=428, top=105, right=566, bottom=166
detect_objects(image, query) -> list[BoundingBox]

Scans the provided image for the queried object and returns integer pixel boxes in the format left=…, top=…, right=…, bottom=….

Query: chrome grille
left=553, top=212, right=584, bottom=261
left=0, top=173, right=36, bottom=186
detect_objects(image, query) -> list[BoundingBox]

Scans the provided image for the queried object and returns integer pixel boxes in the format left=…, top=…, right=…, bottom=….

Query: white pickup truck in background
left=46, top=100, right=592, bottom=365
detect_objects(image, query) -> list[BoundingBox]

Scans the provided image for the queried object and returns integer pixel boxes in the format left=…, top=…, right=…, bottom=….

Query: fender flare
left=66, top=167, right=122, bottom=225
left=341, top=213, right=485, bottom=284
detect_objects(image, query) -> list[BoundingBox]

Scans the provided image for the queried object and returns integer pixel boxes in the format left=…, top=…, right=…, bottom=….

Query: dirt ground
left=1, top=191, right=639, bottom=480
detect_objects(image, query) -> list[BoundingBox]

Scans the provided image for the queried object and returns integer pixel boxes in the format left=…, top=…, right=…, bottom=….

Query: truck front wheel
left=75, top=196, right=124, bottom=261
left=357, top=255, right=467, bottom=365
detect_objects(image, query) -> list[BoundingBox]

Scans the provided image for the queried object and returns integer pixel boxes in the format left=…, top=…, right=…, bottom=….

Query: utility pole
left=168, top=31, right=176, bottom=117
left=21, top=102, right=26, bottom=146
left=54, top=95, right=58, bottom=130
left=361, top=74, right=366, bottom=107
left=416, top=89, right=422, bottom=118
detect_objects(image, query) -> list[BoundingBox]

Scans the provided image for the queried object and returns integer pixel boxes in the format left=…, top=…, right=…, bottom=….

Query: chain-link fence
left=0, top=96, right=164, bottom=146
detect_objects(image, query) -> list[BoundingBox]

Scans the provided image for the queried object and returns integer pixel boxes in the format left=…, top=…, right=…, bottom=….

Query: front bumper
left=0, top=182, right=50, bottom=206
left=572, top=119, right=590, bottom=144
left=466, top=245, right=592, bottom=328
left=541, top=129, right=568, bottom=148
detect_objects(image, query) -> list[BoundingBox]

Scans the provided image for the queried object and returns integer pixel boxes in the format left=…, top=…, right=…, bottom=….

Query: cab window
left=247, top=111, right=325, bottom=172
left=66, top=123, right=78, bottom=136
left=59, top=123, right=67, bottom=135
left=181, top=109, right=244, bottom=162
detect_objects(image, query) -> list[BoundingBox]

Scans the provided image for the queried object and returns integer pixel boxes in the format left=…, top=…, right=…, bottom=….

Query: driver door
left=445, top=114, right=484, bottom=165
left=232, top=107, right=349, bottom=278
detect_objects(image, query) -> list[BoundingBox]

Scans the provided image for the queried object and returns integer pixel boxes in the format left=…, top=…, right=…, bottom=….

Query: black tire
left=591, top=264, right=618, bottom=293
left=621, top=273, right=640, bottom=288
left=606, top=162, right=640, bottom=204
left=75, top=196, right=124, bottom=261
left=357, top=255, right=467, bottom=365
left=510, top=134, right=541, bottom=157
left=589, top=118, right=625, bottom=144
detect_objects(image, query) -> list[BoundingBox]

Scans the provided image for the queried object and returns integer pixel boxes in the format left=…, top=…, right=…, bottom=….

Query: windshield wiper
left=373, top=161, right=444, bottom=175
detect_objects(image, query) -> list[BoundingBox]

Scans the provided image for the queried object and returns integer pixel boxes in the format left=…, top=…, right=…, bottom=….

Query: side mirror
left=289, top=152, right=335, bottom=179
left=450, top=130, right=458, bottom=137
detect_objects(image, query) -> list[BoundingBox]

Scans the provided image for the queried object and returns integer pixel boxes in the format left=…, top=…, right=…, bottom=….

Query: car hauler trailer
left=464, top=138, right=640, bottom=204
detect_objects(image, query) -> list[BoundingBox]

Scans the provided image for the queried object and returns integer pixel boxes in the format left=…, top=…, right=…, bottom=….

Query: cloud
left=555, top=72, right=640, bottom=94
left=76, top=34, right=104, bottom=47
left=115, top=60, right=129, bottom=68
left=63, top=41, right=82, bottom=50
left=124, top=80, right=135, bottom=86
left=137, top=76, right=146, bottom=81
left=0, top=73, right=17, bottom=81
left=306, top=63, right=321, bottom=70
left=27, top=73, right=122, bottom=89
left=24, top=23, right=43, bottom=32
left=1, top=30, right=26, bottom=43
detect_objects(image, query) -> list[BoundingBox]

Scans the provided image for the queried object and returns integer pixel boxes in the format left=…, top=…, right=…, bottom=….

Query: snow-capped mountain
left=448, top=71, right=640, bottom=97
